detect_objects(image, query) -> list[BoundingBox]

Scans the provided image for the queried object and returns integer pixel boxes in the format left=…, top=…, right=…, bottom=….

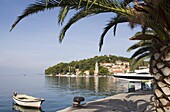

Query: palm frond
left=11, top=0, right=136, bottom=32
left=129, top=34, right=155, bottom=40
left=10, top=0, right=60, bottom=31
left=58, top=6, right=69, bottom=25
left=130, top=54, right=150, bottom=70
left=99, top=15, right=128, bottom=51
left=59, top=8, right=111, bottom=42
left=130, top=46, right=151, bottom=59
left=127, top=40, right=152, bottom=52
left=135, top=53, right=150, bottom=62
left=78, top=0, right=83, bottom=8
left=11, top=0, right=170, bottom=54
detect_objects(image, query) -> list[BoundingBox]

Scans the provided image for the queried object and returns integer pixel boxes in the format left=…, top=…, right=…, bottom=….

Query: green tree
left=45, top=55, right=130, bottom=76
left=98, top=66, right=110, bottom=76
left=89, top=67, right=94, bottom=75
left=11, top=0, right=170, bottom=111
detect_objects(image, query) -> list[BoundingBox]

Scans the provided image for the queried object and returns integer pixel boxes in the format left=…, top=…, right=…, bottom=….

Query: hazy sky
left=0, top=0, right=140, bottom=74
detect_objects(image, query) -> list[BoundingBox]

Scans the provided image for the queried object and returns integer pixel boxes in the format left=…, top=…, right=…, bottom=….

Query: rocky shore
left=58, top=90, right=154, bottom=112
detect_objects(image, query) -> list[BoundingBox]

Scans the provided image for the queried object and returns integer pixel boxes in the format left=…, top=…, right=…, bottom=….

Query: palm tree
left=11, top=0, right=170, bottom=111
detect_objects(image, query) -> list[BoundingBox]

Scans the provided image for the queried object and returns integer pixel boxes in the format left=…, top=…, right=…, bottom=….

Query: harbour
left=0, top=74, right=129, bottom=112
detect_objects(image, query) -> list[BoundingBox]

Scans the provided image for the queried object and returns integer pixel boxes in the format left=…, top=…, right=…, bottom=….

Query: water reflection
left=94, top=77, right=99, bottom=93
left=85, top=77, right=90, bottom=89
left=45, top=76, right=128, bottom=96
left=12, top=104, right=44, bottom=112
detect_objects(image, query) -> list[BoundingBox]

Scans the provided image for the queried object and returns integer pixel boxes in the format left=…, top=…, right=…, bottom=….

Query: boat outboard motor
left=73, top=96, right=85, bottom=107
left=13, top=92, right=17, bottom=96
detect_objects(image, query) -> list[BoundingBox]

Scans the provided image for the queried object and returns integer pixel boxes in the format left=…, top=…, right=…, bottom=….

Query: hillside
left=45, top=55, right=133, bottom=76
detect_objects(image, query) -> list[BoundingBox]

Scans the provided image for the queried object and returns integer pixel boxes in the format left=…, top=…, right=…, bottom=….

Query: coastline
left=58, top=90, right=155, bottom=112
left=46, top=75, right=110, bottom=78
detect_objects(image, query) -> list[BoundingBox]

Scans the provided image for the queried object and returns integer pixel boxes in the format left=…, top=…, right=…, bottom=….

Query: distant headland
left=45, top=55, right=148, bottom=77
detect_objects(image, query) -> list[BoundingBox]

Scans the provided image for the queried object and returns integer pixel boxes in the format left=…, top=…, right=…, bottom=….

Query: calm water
left=0, top=74, right=128, bottom=112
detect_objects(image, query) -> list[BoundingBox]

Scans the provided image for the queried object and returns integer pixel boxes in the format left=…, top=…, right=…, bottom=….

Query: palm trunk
left=150, top=44, right=170, bottom=112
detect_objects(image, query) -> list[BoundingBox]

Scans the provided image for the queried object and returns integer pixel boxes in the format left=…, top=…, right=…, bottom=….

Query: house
left=100, top=61, right=130, bottom=74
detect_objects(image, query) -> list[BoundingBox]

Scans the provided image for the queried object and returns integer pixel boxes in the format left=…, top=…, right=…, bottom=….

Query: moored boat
left=113, top=68, right=153, bottom=80
left=70, top=74, right=77, bottom=77
left=13, top=104, right=43, bottom=112
left=12, top=92, right=45, bottom=108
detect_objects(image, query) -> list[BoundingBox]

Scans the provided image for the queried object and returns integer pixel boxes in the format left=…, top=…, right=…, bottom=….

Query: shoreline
left=58, top=90, right=155, bottom=112
left=46, top=75, right=111, bottom=78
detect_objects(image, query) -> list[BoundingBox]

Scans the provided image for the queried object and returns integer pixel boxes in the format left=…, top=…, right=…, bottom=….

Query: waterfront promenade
left=59, top=90, right=154, bottom=112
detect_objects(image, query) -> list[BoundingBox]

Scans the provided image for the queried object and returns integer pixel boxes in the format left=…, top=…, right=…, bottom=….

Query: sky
left=0, top=0, right=140, bottom=75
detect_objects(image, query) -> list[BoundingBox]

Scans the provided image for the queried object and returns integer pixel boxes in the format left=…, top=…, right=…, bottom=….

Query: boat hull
left=113, top=73, right=153, bottom=80
left=13, top=104, right=43, bottom=112
left=13, top=95, right=44, bottom=108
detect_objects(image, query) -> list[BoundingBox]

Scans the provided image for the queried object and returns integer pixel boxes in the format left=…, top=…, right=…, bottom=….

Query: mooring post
left=73, top=96, right=85, bottom=107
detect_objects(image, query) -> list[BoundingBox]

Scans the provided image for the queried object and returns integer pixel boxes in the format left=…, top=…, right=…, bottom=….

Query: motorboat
left=135, top=68, right=150, bottom=74
left=113, top=68, right=153, bottom=80
left=12, top=92, right=45, bottom=108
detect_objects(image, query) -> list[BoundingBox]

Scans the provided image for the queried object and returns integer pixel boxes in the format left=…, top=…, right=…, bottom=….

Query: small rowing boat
left=13, top=104, right=43, bottom=112
left=12, top=92, right=45, bottom=108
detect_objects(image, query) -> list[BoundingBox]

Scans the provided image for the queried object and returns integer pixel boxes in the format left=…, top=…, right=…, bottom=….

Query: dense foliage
left=45, top=55, right=148, bottom=76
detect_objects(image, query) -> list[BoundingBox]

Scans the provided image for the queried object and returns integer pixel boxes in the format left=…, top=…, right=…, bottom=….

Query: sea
left=0, top=74, right=128, bottom=112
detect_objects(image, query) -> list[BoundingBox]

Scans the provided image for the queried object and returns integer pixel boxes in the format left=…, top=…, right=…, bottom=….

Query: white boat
left=135, top=68, right=150, bottom=74
left=70, top=74, right=77, bottom=77
left=12, top=92, right=45, bottom=108
left=13, top=104, right=43, bottom=112
left=113, top=68, right=153, bottom=80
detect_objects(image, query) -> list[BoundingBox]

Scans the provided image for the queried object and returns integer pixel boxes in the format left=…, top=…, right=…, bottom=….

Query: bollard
left=73, top=96, right=85, bottom=107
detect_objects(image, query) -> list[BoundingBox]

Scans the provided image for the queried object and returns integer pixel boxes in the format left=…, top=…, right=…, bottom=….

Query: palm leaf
left=129, top=34, right=155, bottom=40
left=130, top=46, right=152, bottom=59
left=99, top=15, right=128, bottom=51
left=130, top=54, right=150, bottom=70
left=127, top=40, right=152, bottom=52
left=10, top=0, right=60, bottom=31
left=58, top=6, right=69, bottom=25
left=135, top=53, right=150, bottom=63
left=59, top=8, right=111, bottom=42
left=11, top=0, right=135, bottom=32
